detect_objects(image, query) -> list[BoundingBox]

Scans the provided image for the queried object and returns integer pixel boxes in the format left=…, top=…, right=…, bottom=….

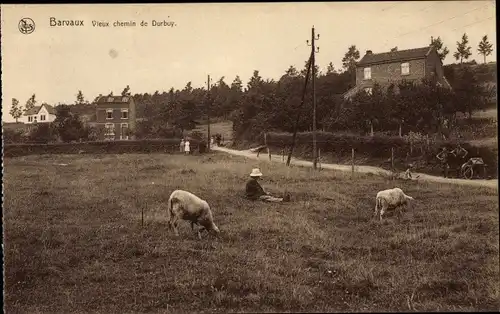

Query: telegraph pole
left=307, top=26, right=320, bottom=170
left=207, top=74, right=211, bottom=151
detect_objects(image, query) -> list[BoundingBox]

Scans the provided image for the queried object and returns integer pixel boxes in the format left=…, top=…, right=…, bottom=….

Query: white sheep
left=167, top=189, right=220, bottom=239
left=374, top=188, right=415, bottom=221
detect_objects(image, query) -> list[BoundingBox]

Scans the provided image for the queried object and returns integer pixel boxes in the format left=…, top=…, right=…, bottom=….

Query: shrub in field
left=3, top=128, right=27, bottom=144
left=27, top=123, right=57, bottom=144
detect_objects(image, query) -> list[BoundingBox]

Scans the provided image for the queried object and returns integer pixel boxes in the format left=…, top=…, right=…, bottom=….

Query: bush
left=4, top=139, right=206, bottom=158
left=28, top=123, right=56, bottom=144
left=3, top=129, right=26, bottom=144
left=263, top=131, right=497, bottom=177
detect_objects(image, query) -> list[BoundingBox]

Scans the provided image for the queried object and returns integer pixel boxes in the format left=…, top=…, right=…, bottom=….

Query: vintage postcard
left=2, top=2, right=498, bottom=313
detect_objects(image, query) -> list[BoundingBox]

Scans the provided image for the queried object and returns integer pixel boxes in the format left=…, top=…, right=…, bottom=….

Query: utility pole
left=307, top=26, right=320, bottom=169
left=207, top=74, right=211, bottom=151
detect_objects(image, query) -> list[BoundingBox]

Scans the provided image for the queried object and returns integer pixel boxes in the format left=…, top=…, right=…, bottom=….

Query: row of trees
left=8, top=32, right=494, bottom=143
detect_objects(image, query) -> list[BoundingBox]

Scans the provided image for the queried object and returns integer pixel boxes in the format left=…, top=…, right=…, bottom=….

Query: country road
left=212, top=145, right=498, bottom=190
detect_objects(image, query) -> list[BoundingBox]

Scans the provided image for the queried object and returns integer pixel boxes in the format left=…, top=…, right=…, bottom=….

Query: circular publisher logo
left=19, top=18, right=35, bottom=34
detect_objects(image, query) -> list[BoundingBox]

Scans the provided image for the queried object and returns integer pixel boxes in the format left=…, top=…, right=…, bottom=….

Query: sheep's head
left=210, top=223, right=220, bottom=234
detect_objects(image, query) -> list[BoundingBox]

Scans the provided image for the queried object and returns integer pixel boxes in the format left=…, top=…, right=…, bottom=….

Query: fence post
left=264, top=132, right=271, bottom=161
left=351, top=148, right=355, bottom=176
left=391, top=147, right=395, bottom=180
left=318, top=148, right=321, bottom=170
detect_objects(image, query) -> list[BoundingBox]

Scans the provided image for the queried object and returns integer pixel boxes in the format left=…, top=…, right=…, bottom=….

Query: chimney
left=366, top=50, right=373, bottom=55
left=430, top=36, right=434, bottom=45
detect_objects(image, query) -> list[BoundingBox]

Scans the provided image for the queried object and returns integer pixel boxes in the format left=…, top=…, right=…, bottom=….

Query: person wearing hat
left=245, top=168, right=289, bottom=203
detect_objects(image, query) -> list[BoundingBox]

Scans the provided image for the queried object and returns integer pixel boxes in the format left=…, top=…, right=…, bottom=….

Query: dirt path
left=212, top=146, right=498, bottom=189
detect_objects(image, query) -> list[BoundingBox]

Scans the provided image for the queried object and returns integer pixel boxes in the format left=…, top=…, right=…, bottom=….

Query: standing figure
left=180, top=138, right=185, bottom=153
left=436, top=147, right=450, bottom=178
left=184, top=139, right=191, bottom=155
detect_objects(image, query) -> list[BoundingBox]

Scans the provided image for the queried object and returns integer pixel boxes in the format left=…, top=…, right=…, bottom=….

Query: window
left=122, top=97, right=129, bottom=102
left=34, top=116, right=37, bottom=122
left=107, top=97, right=114, bottom=102
left=106, top=109, right=113, bottom=119
left=121, top=109, right=128, bottom=119
left=28, top=116, right=33, bottom=122
left=364, top=87, right=373, bottom=95
left=401, top=62, right=410, bottom=75
left=364, top=67, right=371, bottom=80
left=120, top=123, right=129, bottom=140
left=105, top=123, right=115, bottom=136
left=40, top=115, right=46, bottom=121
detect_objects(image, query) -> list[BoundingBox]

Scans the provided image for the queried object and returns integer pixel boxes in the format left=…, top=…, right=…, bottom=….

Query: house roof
left=94, top=95, right=133, bottom=105
left=357, top=46, right=433, bottom=67
left=23, top=104, right=56, bottom=116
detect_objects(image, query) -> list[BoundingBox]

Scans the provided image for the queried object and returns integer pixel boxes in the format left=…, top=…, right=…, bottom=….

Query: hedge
left=4, top=139, right=206, bottom=158
left=263, top=131, right=498, bottom=177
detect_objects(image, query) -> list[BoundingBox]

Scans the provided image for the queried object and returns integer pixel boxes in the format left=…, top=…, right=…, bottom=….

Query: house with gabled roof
left=22, top=103, right=57, bottom=124
left=343, top=44, right=452, bottom=100
left=94, top=95, right=137, bottom=141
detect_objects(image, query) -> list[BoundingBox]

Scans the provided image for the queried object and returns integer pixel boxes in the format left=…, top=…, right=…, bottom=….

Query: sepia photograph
left=1, top=2, right=498, bottom=312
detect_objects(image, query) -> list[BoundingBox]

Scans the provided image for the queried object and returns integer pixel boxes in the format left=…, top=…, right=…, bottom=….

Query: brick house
left=94, top=95, right=136, bottom=140
left=343, top=45, right=452, bottom=100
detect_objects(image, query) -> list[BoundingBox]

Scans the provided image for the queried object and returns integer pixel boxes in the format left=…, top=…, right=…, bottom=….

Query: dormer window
left=364, top=87, right=373, bottom=95
left=122, top=97, right=129, bottom=102
left=107, top=97, right=114, bottom=102
left=401, top=62, right=410, bottom=75
left=364, top=67, right=371, bottom=80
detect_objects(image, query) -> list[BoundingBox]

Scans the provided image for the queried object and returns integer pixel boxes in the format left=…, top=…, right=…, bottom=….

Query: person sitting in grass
left=245, top=168, right=290, bottom=203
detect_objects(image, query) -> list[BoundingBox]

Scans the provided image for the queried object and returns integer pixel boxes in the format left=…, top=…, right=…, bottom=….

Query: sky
left=1, top=1, right=496, bottom=122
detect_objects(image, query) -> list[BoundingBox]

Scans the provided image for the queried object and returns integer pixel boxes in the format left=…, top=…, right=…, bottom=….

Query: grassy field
left=4, top=153, right=499, bottom=313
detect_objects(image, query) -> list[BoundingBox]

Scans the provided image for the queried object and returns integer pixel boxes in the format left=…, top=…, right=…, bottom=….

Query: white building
left=22, top=104, right=57, bottom=124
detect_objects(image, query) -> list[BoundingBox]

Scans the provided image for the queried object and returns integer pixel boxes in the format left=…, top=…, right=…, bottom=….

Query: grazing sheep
left=374, top=188, right=415, bottom=221
left=167, top=189, right=220, bottom=239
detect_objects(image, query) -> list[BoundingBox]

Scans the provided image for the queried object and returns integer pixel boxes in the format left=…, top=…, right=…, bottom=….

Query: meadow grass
left=3, top=152, right=499, bottom=313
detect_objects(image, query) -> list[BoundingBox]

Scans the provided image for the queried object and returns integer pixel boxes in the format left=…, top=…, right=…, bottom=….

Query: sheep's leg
left=379, top=206, right=387, bottom=221
left=396, top=205, right=403, bottom=220
left=170, top=214, right=180, bottom=237
left=197, top=227, right=206, bottom=240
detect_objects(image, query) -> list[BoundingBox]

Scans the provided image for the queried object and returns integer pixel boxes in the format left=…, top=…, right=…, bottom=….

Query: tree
left=431, top=36, right=450, bottom=62
left=326, top=62, right=336, bottom=74
left=121, top=85, right=131, bottom=96
left=453, top=33, right=472, bottom=64
left=9, top=98, right=23, bottom=123
left=478, top=35, right=493, bottom=64
left=53, top=105, right=87, bottom=142
left=351, top=83, right=387, bottom=136
left=76, top=90, right=85, bottom=105
left=28, top=123, right=55, bottom=144
left=341, top=45, right=360, bottom=72
left=452, top=66, right=488, bottom=118
left=24, top=94, right=37, bottom=112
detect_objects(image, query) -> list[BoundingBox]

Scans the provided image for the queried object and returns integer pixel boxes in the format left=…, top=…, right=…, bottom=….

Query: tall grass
left=4, top=153, right=499, bottom=312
